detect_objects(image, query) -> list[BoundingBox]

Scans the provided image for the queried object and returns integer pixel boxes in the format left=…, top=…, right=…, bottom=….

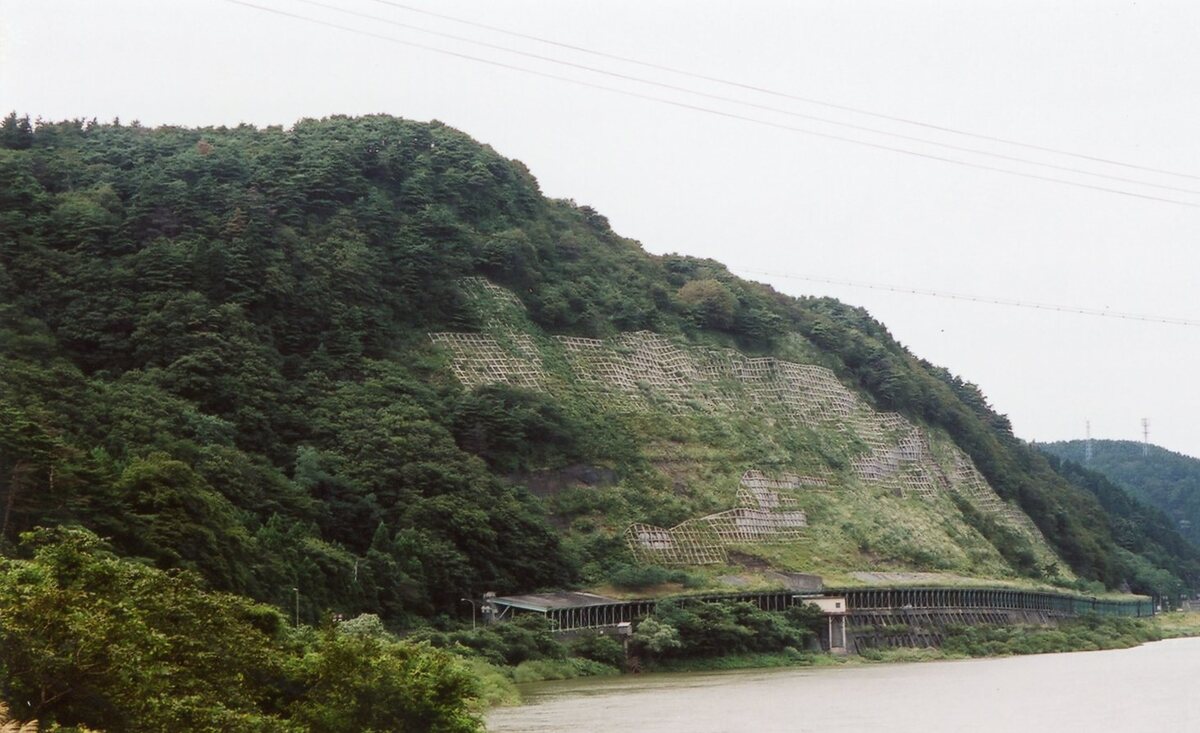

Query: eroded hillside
left=430, top=277, right=1064, bottom=585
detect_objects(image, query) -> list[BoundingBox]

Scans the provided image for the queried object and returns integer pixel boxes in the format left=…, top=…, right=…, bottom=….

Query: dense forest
left=1, top=112, right=1197, bottom=635
left=1043, top=440, right=1200, bottom=548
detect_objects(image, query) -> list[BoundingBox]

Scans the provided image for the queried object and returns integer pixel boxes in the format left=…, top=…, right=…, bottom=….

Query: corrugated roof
left=491, top=591, right=621, bottom=612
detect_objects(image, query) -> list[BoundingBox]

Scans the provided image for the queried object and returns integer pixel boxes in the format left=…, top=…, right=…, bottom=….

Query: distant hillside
left=1043, top=440, right=1200, bottom=547
left=1, top=113, right=1196, bottom=623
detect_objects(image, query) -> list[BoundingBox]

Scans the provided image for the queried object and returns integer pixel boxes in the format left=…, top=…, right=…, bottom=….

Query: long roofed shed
left=486, top=591, right=654, bottom=630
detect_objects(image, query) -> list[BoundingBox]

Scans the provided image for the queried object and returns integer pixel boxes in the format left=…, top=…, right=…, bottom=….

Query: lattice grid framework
left=625, top=470, right=814, bottom=566
left=431, top=278, right=1062, bottom=569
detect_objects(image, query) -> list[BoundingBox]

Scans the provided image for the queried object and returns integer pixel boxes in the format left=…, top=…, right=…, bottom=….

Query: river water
left=487, top=638, right=1200, bottom=732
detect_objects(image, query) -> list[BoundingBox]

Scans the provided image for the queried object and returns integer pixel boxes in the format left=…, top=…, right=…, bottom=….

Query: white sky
left=3, top=0, right=1199, bottom=456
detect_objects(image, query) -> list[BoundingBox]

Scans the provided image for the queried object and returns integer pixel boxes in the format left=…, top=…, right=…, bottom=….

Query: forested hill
left=1043, top=440, right=1200, bottom=548
left=0, top=113, right=1195, bottom=625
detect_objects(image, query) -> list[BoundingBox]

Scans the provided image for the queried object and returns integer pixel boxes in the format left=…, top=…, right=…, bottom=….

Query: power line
left=362, top=0, right=1200, bottom=183
left=288, top=0, right=1200, bottom=196
left=224, top=0, right=1200, bottom=210
left=730, top=267, right=1200, bottom=327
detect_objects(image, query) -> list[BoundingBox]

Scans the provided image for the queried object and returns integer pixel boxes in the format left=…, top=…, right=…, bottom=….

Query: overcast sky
left=4, top=0, right=1200, bottom=457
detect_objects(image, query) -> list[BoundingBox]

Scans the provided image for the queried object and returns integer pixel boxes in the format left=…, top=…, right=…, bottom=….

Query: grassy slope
left=435, top=279, right=1056, bottom=589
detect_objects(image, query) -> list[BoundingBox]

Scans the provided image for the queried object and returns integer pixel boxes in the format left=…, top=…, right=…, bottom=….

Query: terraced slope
left=430, top=278, right=1066, bottom=584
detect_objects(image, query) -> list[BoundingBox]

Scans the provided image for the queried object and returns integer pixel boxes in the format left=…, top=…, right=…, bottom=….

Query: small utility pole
left=293, top=587, right=300, bottom=627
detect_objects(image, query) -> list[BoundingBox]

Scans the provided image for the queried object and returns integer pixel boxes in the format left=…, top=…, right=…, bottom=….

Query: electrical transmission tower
left=1085, top=420, right=1093, bottom=462
left=1142, top=418, right=1150, bottom=457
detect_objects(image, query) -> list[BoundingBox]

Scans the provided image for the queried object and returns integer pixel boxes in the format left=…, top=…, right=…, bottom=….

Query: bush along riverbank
left=857, top=611, right=1200, bottom=663
left=408, top=600, right=825, bottom=703
left=620, top=604, right=1200, bottom=672
left=408, top=616, right=624, bottom=706
left=412, top=601, right=821, bottom=698
left=418, top=604, right=1200, bottom=706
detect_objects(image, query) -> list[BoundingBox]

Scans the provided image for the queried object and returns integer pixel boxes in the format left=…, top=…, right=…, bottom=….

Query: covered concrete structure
left=805, top=596, right=849, bottom=653
left=486, top=592, right=655, bottom=631
left=482, top=586, right=1153, bottom=635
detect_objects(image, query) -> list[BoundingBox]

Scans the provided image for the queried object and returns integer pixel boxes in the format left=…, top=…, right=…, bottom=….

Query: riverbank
left=640, top=612, right=1193, bottom=673
left=477, top=611, right=1200, bottom=708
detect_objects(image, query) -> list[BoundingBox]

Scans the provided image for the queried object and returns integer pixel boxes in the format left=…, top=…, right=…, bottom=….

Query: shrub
left=510, top=658, right=618, bottom=683
left=632, top=601, right=820, bottom=661
left=571, top=633, right=626, bottom=668
left=411, top=615, right=568, bottom=667
left=676, top=279, right=736, bottom=330
left=629, top=617, right=682, bottom=657
left=608, top=563, right=700, bottom=590
left=939, top=616, right=1164, bottom=658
